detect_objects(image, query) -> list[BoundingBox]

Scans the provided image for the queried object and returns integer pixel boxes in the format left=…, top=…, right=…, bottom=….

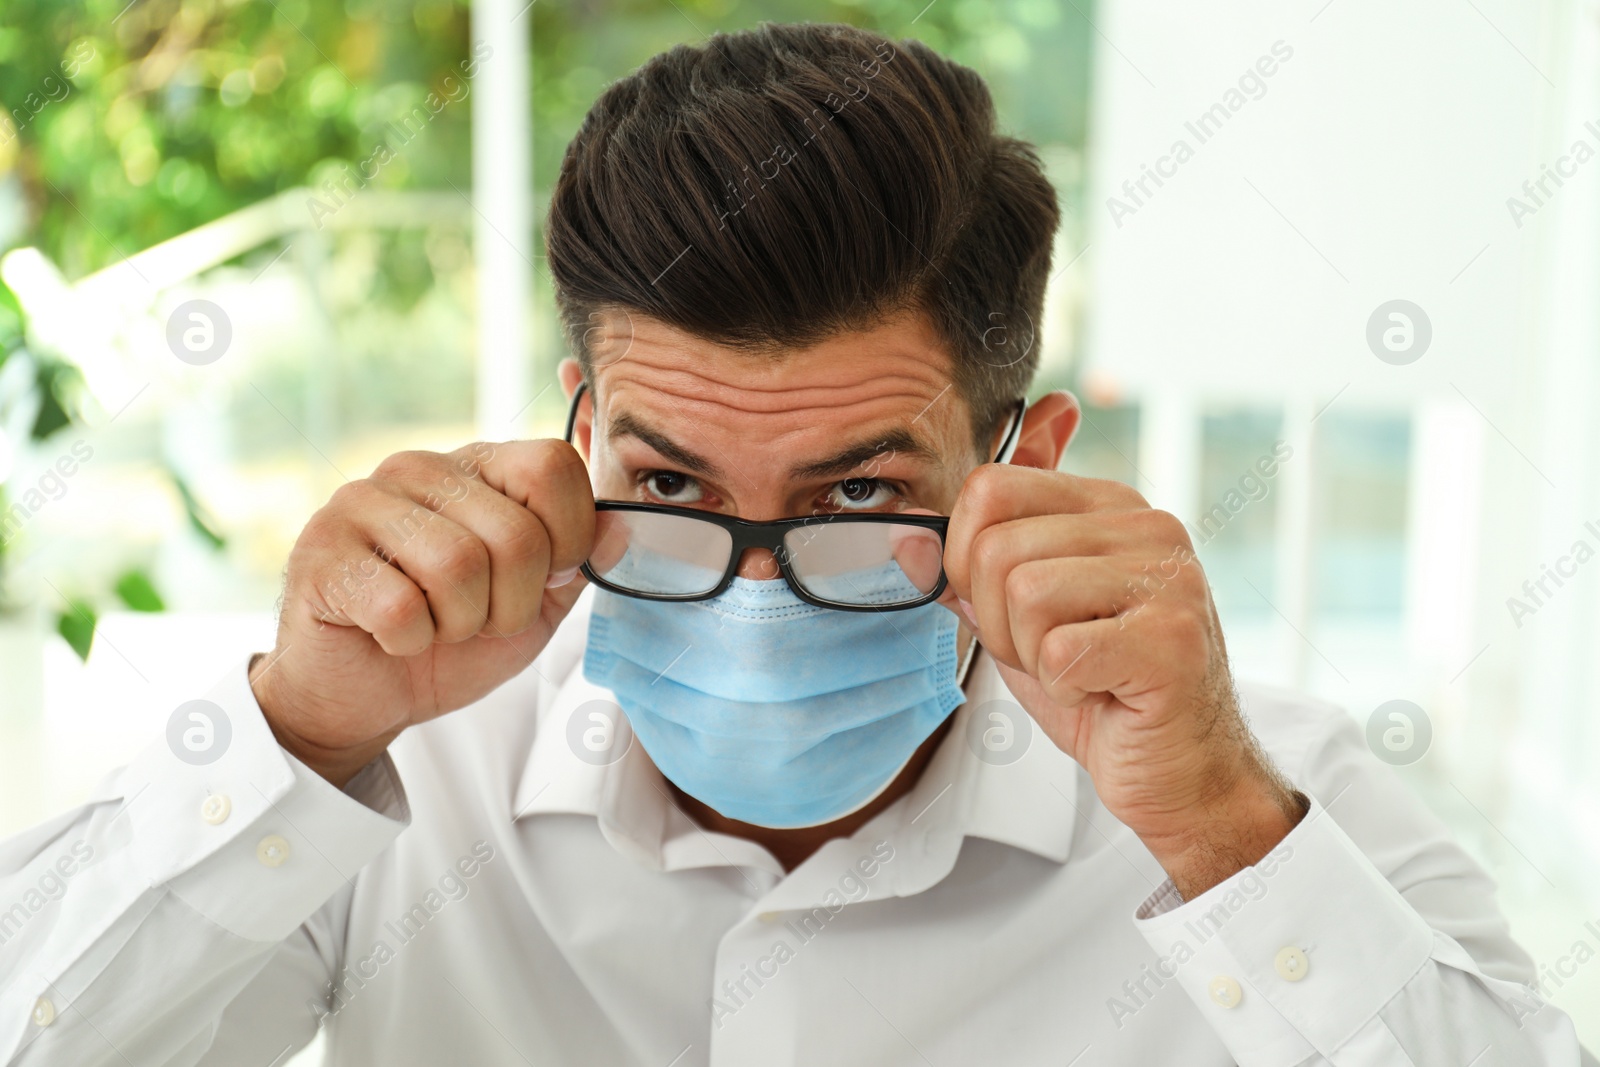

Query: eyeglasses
left=581, top=502, right=949, bottom=611
left=563, top=382, right=1023, bottom=611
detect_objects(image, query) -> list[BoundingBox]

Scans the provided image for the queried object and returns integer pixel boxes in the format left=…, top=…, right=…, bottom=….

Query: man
left=0, top=22, right=1583, bottom=1067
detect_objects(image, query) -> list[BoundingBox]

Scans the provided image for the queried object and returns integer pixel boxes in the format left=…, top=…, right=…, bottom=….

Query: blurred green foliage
left=55, top=596, right=97, bottom=660
left=0, top=0, right=476, bottom=275
left=1, top=0, right=1090, bottom=276
left=113, top=566, right=166, bottom=611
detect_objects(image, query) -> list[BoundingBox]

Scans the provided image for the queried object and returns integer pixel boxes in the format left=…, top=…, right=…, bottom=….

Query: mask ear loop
left=956, top=628, right=981, bottom=687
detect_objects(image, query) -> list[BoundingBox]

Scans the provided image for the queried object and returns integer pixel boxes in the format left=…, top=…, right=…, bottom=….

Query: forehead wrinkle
left=598, top=358, right=952, bottom=412
left=618, top=388, right=956, bottom=437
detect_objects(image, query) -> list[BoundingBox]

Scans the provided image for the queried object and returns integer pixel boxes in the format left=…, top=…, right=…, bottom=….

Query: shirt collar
left=511, top=587, right=1083, bottom=887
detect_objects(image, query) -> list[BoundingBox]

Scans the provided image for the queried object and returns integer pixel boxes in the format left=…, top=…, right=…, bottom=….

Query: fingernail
left=956, top=597, right=979, bottom=630
left=546, top=565, right=580, bottom=588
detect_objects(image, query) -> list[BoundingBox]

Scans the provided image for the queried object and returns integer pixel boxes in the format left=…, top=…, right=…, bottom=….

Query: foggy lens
left=783, top=522, right=944, bottom=606
left=589, top=510, right=732, bottom=595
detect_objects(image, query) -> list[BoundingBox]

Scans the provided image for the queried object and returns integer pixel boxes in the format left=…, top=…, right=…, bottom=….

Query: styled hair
left=545, top=22, right=1060, bottom=446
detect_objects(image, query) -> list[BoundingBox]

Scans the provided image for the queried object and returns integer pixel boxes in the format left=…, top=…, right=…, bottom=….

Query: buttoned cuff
left=120, top=658, right=411, bottom=941
left=1130, top=798, right=1435, bottom=1067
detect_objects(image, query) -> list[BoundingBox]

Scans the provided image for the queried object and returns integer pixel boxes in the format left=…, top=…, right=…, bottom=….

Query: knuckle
left=1144, top=508, right=1192, bottom=548
left=527, top=438, right=586, bottom=482
left=296, top=507, right=344, bottom=558
left=1178, top=564, right=1208, bottom=603
left=971, top=525, right=1009, bottom=579
left=1003, top=560, right=1044, bottom=611
left=1158, top=605, right=1209, bottom=661
left=325, top=478, right=379, bottom=515
left=1109, top=478, right=1152, bottom=509
left=1037, top=626, right=1079, bottom=679
left=448, top=441, right=496, bottom=479
left=493, top=512, right=551, bottom=570
left=429, top=533, right=490, bottom=586
left=961, top=463, right=1009, bottom=514
left=374, top=587, right=426, bottom=634
left=374, top=449, right=445, bottom=485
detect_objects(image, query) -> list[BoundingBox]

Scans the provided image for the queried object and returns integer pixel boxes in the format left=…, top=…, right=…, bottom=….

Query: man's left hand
left=942, top=464, right=1307, bottom=899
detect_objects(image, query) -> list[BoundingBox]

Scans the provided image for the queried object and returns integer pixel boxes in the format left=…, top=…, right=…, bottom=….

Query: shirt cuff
left=1130, top=797, right=1435, bottom=1067
left=119, top=658, right=410, bottom=941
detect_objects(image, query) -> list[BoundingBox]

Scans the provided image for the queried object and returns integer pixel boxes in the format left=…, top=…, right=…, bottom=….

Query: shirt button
left=1208, top=975, right=1243, bottom=1008
left=201, top=794, right=232, bottom=825
left=1274, top=946, right=1309, bottom=982
left=31, top=996, right=56, bottom=1027
left=256, top=834, right=291, bottom=867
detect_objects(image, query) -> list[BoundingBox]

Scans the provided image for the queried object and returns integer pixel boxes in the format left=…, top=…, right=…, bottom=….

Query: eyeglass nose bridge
left=728, top=527, right=796, bottom=585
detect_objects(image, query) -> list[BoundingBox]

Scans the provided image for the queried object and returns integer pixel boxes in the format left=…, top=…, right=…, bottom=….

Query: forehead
left=586, top=310, right=970, bottom=454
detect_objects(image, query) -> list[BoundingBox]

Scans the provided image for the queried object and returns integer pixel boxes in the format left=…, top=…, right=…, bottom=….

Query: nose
left=734, top=547, right=781, bottom=581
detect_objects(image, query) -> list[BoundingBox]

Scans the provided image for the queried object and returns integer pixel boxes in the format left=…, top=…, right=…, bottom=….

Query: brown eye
left=644, top=471, right=703, bottom=503
left=824, top=478, right=895, bottom=511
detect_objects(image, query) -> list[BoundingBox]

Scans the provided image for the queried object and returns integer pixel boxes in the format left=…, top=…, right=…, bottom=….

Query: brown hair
left=545, top=22, right=1060, bottom=446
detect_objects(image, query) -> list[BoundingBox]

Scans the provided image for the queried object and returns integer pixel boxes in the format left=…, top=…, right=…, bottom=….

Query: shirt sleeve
left=1129, top=708, right=1583, bottom=1067
left=0, top=659, right=409, bottom=1067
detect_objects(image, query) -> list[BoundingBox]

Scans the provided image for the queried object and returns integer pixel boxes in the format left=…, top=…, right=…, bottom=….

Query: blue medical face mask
left=583, top=564, right=970, bottom=829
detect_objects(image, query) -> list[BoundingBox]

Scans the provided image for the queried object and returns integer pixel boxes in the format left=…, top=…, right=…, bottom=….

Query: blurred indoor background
left=0, top=0, right=1595, bottom=1056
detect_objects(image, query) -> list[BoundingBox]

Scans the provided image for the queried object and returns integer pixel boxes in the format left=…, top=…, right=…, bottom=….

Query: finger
left=334, top=483, right=492, bottom=644
left=404, top=472, right=556, bottom=636
left=1003, top=555, right=1177, bottom=676
left=468, top=439, right=596, bottom=577
left=1030, top=616, right=1139, bottom=708
left=303, top=538, right=436, bottom=657
left=889, top=524, right=944, bottom=597
left=588, top=508, right=630, bottom=576
left=1032, top=607, right=1212, bottom=711
left=1024, top=614, right=1177, bottom=713
left=958, top=509, right=1197, bottom=672
left=943, top=465, right=1147, bottom=604
left=886, top=509, right=946, bottom=598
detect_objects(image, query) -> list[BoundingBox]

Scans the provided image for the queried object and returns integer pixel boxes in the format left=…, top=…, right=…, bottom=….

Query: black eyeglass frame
left=580, top=500, right=951, bottom=612
left=562, top=381, right=1023, bottom=612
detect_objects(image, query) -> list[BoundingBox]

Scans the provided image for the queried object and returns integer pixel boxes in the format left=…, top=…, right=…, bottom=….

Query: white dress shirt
left=0, top=587, right=1584, bottom=1066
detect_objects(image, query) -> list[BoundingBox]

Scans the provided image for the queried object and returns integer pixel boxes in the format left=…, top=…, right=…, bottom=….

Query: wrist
left=248, top=652, right=394, bottom=789
left=1140, top=762, right=1308, bottom=901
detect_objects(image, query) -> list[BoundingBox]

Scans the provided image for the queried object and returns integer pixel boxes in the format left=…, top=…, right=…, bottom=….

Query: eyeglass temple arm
left=564, top=381, right=589, bottom=445
left=992, top=400, right=1025, bottom=465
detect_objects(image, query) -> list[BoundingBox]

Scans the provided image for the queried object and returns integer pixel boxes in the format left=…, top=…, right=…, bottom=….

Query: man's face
left=570, top=309, right=993, bottom=583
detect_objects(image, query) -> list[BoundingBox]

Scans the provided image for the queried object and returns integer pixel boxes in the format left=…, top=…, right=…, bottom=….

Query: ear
left=557, top=358, right=593, bottom=458
left=558, top=357, right=583, bottom=399
left=1008, top=390, right=1080, bottom=471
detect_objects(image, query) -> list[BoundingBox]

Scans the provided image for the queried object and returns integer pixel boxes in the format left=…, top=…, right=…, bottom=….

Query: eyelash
left=633, top=471, right=904, bottom=510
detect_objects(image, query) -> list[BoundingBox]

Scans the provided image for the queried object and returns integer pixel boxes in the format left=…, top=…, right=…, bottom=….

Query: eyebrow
left=607, top=413, right=938, bottom=483
left=789, top=428, right=938, bottom=480
left=608, top=412, right=722, bottom=479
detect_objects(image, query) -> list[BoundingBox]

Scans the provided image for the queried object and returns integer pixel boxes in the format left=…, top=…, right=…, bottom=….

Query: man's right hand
left=249, top=440, right=595, bottom=786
